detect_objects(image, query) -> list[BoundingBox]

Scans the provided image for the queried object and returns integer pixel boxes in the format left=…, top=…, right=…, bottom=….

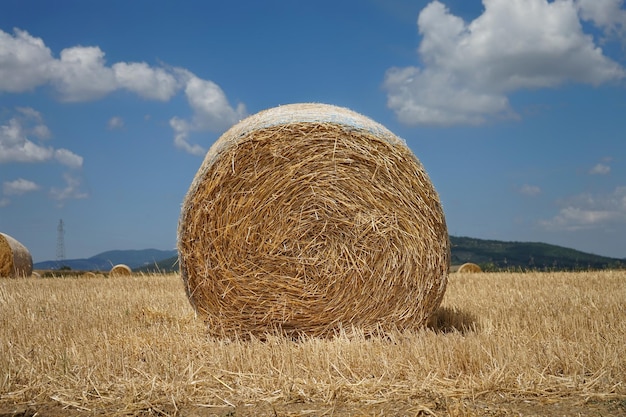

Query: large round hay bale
left=457, top=262, right=482, bottom=273
left=109, top=264, right=132, bottom=276
left=178, top=103, right=450, bottom=337
left=0, top=232, right=33, bottom=278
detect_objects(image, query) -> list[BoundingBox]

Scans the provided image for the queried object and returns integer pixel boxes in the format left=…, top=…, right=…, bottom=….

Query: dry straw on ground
left=1, top=271, right=625, bottom=416
left=0, top=232, right=33, bottom=278
left=178, top=103, right=450, bottom=338
left=457, top=262, right=482, bottom=273
left=109, top=264, right=132, bottom=277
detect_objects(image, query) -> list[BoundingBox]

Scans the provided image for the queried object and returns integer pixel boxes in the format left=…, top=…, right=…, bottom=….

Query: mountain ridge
left=33, top=237, right=625, bottom=273
left=34, top=248, right=177, bottom=271
left=450, top=236, right=624, bottom=271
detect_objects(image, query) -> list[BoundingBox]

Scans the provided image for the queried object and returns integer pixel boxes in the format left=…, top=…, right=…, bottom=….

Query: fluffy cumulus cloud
left=0, top=28, right=245, bottom=154
left=54, top=149, right=83, bottom=169
left=0, top=29, right=177, bottom=102
left=0, top=29, right=52, bottom=92
left=112, top=62, right=181, bottom=101
left=0, top=107, right=82, bottom=168
left=541, top=186, right=626, bottom=231
left=49, top=46, right=117, bottom=102
left=49, top=173, right=88, bottom=204
left=170, top=74, right=247, bottom=156
left=3, top=178, right=40, bottom=195
left=384, top=0, right=626, bottom=126
left=576, top=0, right=626, bottom=40
left=0, top=108, right=85, bottom=205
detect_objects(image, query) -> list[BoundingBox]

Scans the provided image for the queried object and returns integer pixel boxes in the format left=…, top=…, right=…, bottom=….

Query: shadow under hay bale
left=427, top=306, right=478, bottom=334
left=178, top=103, right=450, bottom=338
left=0, top=232, right=33, bottom=278
left=457, top=262, right=483, bottom=273
left=109, top=264, right=132, bottom=277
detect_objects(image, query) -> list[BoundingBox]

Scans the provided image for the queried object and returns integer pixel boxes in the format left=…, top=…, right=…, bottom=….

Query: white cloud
left=0, top=28, right=52, bottom=92
left=185, top=76, right=245, bottom=131
left=107, top=116, right=125, bottom=130
left=520, top=184, right=541, bottom=196
left=169, top=74, right=247, bottom=155
left=541, top=186, right=626, bottom=230
left=0, top=28, right=246, bottom=155
left=0, top=108, right=83, bottom=167
left=16, top=107, right=51, bottom=139
left=3, top=178, right=40, bottom=195
left=54, top=149, right=83, bottom=169
left=113, top=62, right=181, bottom=101
left=384, top=0, right=626, bottom=126
left=169, top=117, right=205, bottom=156
left=0, top=29, right=241, bottom=109
left=49, top=46, right=117, bottom=102
left=0, top=115, right=54, bottom=163
left=49, top=173, right=88, bottom=203
left=589, top=163, right=611, bottom=175
left=576, top=0, right=626, bottom=41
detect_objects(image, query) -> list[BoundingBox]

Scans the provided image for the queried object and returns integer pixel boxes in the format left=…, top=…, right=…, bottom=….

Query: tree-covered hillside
left=450, top=236, right=624, bottom=271
left=137, top=236, right=625, bottom=273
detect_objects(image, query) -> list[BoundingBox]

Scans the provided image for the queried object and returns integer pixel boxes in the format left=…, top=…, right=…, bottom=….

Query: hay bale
left=109, top=264, right=132, bottom=276
left=178, top=103, right=450, bottom=337
left=0, top=232, right=33, bottom=278
left=457, top=262, right=482, bottom=273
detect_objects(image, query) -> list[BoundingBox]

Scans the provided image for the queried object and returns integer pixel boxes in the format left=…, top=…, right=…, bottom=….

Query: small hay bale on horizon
left=0, top=232, right=33, bottom=278
left=457, top=262, right=483, bottom=273
left=178, top=102, right=450, bottom=338
left=109, top=264, right=132, bottom=277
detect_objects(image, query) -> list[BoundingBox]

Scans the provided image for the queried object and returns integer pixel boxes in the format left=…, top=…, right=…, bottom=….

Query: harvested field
left=1, top=271, right=625, bottom=416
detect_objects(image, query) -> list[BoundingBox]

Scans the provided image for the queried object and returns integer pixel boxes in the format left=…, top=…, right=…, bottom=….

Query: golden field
left=1, top=270, right=625, bottom=416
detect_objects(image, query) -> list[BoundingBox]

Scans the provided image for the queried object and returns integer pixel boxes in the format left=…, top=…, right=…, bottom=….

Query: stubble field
left=1, top=270, right=625, bottom=416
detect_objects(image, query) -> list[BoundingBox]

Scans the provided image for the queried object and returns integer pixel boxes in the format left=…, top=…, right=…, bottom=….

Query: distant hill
left=34, top=249, right=177, bottom=272
left=34, top=237, right=624, bottom=273
left=138, top=236, right=625, bottom=273
left=450, top=236, right=624, bottom=271
left=135, top=255, right=179, bottom=273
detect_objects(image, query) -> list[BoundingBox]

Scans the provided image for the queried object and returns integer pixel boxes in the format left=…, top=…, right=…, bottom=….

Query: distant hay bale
left=109, top=264, right=132, bottom=276
left=83, top=272, right=98, bottom=278
left=457, top=262, right=482, bottom=273
left=0, top=232, right=33, bottom=278
left=178, top=103, right=450, bottom=338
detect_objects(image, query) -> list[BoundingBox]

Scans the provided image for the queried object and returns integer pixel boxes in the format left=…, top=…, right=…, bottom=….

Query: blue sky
left=1, top=0, right=625, bottom=262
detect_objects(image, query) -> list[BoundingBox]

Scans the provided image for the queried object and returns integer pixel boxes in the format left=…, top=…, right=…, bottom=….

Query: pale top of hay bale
left=206, top=102, right=405, bottom=161
left=0, top=232, right=33, bottom=278
left=178, top=102, right=449, bottom=338
left=457, top=262, right=482, bottom=273
left=192, top=103, right=411, bottom=194
left=109, top=264, right=132, bottom=276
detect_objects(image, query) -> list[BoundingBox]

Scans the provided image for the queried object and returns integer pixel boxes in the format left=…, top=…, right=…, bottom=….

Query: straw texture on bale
left=109, top=264, right=132, bottom=276
left=457, top=262, right=482, bottom=273
left=178, top=103, right=450, bottom=337
left=0, top=233, right=33, bottom=278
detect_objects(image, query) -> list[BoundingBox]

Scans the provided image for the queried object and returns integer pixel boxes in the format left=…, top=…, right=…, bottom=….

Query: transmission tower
left=56, top=219, right=65, bottom=262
